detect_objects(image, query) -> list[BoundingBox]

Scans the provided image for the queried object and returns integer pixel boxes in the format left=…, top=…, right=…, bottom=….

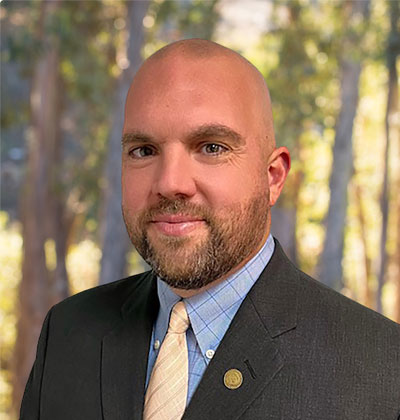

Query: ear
left=267, top=147, right=290, bottom=206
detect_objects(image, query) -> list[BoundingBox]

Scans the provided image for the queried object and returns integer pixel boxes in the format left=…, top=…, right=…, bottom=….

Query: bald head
left=147, top=38, right=255, bottom=67
left=125, top=39, right=276, bottom=154
left=147, top=38, right=230, bottom=61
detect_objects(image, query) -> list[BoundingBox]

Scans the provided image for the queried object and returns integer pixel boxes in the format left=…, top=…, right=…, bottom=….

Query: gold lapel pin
left=223, top=368, right=243, bottom=390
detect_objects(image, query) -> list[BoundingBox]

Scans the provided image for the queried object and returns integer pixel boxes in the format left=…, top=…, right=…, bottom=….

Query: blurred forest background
left=1, top=0, right=399, bottom=418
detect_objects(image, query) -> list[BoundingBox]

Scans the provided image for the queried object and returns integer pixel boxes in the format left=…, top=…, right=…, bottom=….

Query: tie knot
left=168, top=301, right=190, bottom=334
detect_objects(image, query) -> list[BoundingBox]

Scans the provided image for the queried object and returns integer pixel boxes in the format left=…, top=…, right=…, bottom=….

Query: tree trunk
left=99, top=1, right=150, bottom=285
left=376, top=0, right=399, bottom=314
left=396, top=184, right=400, bottom=322
left=318, top=0, right=370, bottom=290
left=354, top=183, right=373, bottom=309
left=271, top=205, right=297, bottom=263
left=396, top=183, right=400, bottom=323
left=270, top=168, right=302, bottom=264
left=12, top=0, right=68, bottom=414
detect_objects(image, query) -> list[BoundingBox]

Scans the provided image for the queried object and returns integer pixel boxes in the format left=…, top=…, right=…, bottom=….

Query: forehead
left=134, top=53, right=251, bottom=91
left=123, top=55, right=264, bottom=139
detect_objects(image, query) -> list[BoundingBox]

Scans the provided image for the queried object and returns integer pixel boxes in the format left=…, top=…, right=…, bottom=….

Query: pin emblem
left=223, top=368, right=243, bottom=390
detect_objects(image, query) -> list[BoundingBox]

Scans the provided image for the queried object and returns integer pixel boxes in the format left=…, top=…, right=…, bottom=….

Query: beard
left=122, top=191, right=270, bottom=290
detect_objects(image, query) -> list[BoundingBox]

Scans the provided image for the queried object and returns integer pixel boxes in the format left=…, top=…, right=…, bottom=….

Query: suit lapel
left=101, top=272, right=158, bottom=420
left=184, top=240, right=299, bottom=420
left=183, top=296, right=284, bottom=420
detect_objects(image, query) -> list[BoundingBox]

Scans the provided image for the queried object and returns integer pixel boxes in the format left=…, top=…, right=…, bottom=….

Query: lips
left=149, top=214, right=206, bottom=236
left=151, top=214, right=204, bottom=223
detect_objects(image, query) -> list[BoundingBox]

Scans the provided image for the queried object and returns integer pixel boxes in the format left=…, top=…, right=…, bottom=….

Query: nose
left=151, top=147, right=197, bottom=200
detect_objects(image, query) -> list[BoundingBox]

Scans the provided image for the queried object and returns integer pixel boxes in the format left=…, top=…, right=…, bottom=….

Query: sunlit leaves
left=0, top=212, right=21, bottom=416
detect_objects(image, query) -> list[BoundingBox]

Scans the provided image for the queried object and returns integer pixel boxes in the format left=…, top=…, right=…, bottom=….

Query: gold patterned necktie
left=143, top=301, right=190, bottom=420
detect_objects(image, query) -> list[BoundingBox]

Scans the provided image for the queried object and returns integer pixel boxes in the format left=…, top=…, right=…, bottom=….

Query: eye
left=129, top=146, right=156, bottom=159
left=201, top=143, right=228, bottom=156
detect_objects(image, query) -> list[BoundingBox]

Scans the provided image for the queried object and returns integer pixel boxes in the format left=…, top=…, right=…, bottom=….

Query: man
left=21, top=39, right=400, bottom=420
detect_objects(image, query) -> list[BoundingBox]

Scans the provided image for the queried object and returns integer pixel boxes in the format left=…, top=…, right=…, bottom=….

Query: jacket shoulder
left=49, top=271, right=154, bottom=336
left=293, top=269, right=400, bottom=360
left=299, top=269, right=399, bottom=330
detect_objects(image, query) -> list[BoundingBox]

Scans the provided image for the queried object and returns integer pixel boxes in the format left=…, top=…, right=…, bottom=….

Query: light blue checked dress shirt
left=145, top=234, right=275, bottom=405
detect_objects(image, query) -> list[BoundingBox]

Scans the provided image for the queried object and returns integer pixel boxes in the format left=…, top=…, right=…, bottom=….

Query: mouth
left=149, top=214, right=206, bottom=237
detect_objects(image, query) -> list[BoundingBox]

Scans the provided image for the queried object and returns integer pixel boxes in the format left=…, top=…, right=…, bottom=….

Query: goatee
left=123, top=194, right=269, bottom=290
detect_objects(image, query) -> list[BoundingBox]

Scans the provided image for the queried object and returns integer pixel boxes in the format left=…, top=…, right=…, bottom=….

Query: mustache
left=140, top=198, right=213, bottom=223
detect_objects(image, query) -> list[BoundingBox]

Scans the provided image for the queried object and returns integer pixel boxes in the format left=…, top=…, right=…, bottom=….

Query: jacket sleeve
left=20, top=308, right=53, bottom=420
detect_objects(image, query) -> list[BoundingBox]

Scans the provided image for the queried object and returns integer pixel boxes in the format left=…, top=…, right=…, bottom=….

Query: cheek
left=121, top=169, right=150, bottom=211
left=200, top=168, right=262, bottom=208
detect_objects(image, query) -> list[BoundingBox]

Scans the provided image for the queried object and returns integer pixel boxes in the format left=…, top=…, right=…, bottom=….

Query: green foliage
left=1, top=1, right=42, bottom=75
left=144, top=0, right=219, bottom=55
left=260, top=0, right=339, bottom=153
left=177, top=0, right=219, bottom=39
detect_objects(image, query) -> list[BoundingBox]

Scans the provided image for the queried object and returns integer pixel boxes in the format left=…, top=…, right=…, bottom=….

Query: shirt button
left=206, top=349, right=215, bottom=359
left=154, top=340, right=160, bottom=350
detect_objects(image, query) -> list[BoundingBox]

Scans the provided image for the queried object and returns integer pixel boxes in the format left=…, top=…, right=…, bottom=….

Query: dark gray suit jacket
left=21, top=240, right=400, bottom=419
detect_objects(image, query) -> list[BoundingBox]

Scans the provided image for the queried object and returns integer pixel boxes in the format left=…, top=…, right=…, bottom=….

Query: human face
left=122, top=56, right=277, bottom=292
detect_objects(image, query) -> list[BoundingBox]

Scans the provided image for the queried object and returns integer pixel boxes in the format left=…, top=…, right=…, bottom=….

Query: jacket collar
left=101, top=271, right=158, bottom=420
left=248, top=239, right=299, bottom=338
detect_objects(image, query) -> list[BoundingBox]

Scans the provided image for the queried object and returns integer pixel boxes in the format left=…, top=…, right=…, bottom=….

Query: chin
left=148, top=229, right=207, bottom=250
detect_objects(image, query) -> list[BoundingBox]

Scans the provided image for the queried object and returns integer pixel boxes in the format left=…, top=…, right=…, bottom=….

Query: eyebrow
left=121, top=132, right=153, bottom=147
left=187, top=124, right=244, bottom=147
left=121, top=124, right=245, bottom=147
